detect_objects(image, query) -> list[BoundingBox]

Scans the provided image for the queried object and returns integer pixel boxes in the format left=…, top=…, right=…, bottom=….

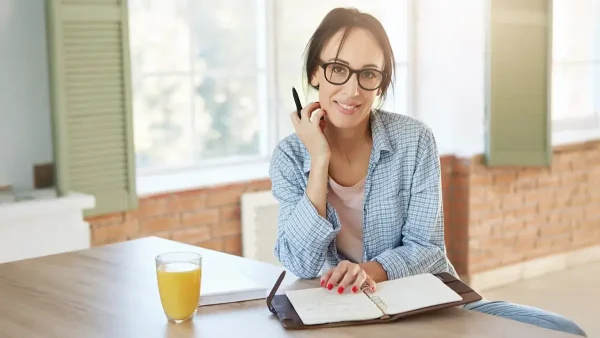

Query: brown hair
left=303, top=7, right=396, bottom=103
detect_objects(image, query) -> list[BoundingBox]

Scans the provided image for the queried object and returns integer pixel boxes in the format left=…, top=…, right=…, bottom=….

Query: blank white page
left=285, top=287, right=383, bottom=325
left=373, top=273, right=463, bottom=316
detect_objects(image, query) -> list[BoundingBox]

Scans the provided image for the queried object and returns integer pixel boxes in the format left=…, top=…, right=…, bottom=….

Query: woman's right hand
left=291, top=102, right=330, bottom=160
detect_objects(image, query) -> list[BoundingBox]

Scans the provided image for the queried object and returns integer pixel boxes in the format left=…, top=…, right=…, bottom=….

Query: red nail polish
left=327, top=283, right=333, bottom=290
left=352, top=286, right=358, bottom=293
left=320, top=280, right=325, bottom=287
left=337, top=286, right=344, bottom=294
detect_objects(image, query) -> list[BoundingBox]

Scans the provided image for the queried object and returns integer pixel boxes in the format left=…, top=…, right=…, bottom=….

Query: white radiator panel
left=241, top=190, right=281, bottom=266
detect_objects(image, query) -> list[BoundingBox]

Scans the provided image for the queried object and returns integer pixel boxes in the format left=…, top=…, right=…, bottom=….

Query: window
left=129, top=0, right=412, bottom=195
left=551, top=0, right=600, bottom=144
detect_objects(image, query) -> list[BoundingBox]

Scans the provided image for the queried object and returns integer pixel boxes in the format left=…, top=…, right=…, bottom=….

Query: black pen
left=292, top=87, right=303, bottom=118
left=292, top=87, right=323, bottom=120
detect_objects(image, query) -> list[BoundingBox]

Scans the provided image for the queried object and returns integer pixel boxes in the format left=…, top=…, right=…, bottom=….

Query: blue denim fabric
left=464, top=300, right=587, bottom=337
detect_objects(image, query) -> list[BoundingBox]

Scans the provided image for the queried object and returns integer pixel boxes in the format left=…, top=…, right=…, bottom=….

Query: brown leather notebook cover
left=266, top=271, right=482, bottom=330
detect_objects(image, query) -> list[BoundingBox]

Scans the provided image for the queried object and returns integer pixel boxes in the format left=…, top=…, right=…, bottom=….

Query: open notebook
left=285, top=273, right=462, bottom=325
left=266, top=271, right=482, bottom=329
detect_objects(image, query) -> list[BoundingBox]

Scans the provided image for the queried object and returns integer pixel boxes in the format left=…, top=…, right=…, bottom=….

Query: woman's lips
left=334, top=101, right=361, bottom=115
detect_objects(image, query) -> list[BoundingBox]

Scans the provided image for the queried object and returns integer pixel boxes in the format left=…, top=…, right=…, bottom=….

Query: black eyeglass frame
left=318, top=61, right=387, bottom=91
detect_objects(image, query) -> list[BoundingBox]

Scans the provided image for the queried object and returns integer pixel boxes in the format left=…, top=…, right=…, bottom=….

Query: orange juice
left=156, top=262, right=202, bottom=322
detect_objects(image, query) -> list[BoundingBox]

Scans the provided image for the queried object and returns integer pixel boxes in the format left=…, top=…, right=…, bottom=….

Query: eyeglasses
left=319, top=61, right=386, bottom=91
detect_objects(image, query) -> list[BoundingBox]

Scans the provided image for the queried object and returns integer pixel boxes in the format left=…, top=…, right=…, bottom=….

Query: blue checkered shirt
left=269, top=110, right=458, bottom=280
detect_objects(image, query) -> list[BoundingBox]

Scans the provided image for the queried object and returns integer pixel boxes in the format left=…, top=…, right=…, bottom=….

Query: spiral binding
left=360, top=283, right=387, bottom=312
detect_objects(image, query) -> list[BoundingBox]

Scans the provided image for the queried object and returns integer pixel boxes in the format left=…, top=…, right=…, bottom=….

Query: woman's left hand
left=320, top=260, right=377, bottom=294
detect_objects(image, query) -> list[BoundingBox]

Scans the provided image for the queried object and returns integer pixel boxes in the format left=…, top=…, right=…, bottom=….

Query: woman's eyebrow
left=326, top=58, right=381, bottom=69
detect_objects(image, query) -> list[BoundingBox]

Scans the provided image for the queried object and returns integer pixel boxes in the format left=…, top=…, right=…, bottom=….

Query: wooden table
left=0, top=237, right=578, bottom=337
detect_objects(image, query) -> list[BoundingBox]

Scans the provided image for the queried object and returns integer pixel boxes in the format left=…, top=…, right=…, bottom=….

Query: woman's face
left=311, top=28, right=385, bottom=130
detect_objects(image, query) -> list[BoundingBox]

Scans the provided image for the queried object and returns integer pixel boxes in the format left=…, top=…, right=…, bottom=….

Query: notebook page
left=285, top=287, right=383, bottom=325
left=372, top=273, right=463, bottom=316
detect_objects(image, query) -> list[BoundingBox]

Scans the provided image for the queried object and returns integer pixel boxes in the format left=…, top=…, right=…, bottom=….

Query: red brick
left=223, top=235, right=242, bottom=256
left=131, top=196, right=177, bottom=220
left=174, top=193, right=207, bottom=212
left=220, top=205, right=241, bottom=222
left=211, top=220, right=241, bottom=237
left=560, top=171, right=588, bottom=185
left=139, top=215, right=179, bottom=235
left=453, top=158, right=471, bottom=175
left=172, top=226, right=212, bottom=244
left=469, top=226, right=491, bottom=242
left=206, top=187, right=244, bottom=207
left=196, top=238, right=224, bottom=251
left=180, top=209, right=219, bottom=227
left=522, top=216, right=547, bottom=230
left=124, top=220, right=140, bottom=240
left=537, top=175, right=561, bottom=188
left=500, top=219, right=525, bottom=237
left=501, top=194, right=524, bottom=210
left=493, top=171, right=517, bottom=184
left=87, top=213, right=124, bottom=227
left=521, top=190, right=549, bottom=207
left=539, top=222, right=571, bottom=238
left=470, top=174, right=493, bottom=186
left=518, top=168, right=544, bottom=179
left=92, top=223, right=126, bottom=246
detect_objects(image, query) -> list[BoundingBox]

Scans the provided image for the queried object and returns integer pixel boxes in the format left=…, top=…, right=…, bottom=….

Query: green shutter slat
left=68, top=110, right=123, bottom=120
left=46, top=0, right=137, bottom=217
left=68, top=137, right=127, bottom=152
left=484, top=0, right=552, bottom=166
left=67, top=103, right=124, bottom=116
left=70, top=167, right=127, bottom=182
left=70, top=149, right=126, bottom=164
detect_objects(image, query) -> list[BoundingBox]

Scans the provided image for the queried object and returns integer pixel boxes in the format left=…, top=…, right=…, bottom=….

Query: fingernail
left=337, top=286, right=344, bottom=294
left=352, top=286, right=358, bottom=293
left=320, top=280, right=325, bottom=287
left=372, top=287, right=376, bottom=292
left=327, top=283, right=333, bottom=290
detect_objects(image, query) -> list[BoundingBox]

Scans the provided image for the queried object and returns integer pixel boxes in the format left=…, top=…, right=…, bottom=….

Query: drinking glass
left=155, top=252, right=202, bottom=323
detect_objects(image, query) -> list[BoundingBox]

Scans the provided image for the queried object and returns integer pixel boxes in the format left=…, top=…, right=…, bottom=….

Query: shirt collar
left=302, top=111, right=393, bottom=174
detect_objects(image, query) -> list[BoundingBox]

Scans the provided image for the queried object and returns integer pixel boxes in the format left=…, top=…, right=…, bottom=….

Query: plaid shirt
left=269, top=110, right=458, bottom=280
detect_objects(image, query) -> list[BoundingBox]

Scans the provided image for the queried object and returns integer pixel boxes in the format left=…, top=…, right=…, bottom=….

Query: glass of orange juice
left=155, top=252, right=202, bottom=323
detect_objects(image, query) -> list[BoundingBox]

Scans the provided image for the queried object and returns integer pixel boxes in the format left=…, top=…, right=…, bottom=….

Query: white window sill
left=136, top=160, right=271, bottom=197
left=553, top=126, right=600, bottom=148
left=0, top=190, right=95, bottom=222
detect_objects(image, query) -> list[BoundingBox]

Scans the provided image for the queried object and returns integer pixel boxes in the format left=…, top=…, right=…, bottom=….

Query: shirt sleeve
left=371, top=127, right=453, bottom=280
left=269, top=146, right=341, bottom=279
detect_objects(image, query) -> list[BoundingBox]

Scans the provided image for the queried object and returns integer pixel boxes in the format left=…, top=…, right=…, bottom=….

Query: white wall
left=0, top=0, right=54, bottom=191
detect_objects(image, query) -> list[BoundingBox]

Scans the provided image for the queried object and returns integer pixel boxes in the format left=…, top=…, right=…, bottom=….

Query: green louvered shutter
left=45, top=0, right=138, bottom=216
left=484, top=0, right=552, bottom=166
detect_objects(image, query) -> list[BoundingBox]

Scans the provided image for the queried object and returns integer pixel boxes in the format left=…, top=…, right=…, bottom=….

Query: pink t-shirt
left=327, top=175, right=366, bottom=263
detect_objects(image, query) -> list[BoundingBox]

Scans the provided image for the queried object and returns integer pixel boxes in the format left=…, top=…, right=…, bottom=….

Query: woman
left=269, top=7, right=586, bottom=337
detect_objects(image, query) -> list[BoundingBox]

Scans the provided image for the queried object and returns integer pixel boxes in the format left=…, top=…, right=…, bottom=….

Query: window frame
left=134, top=0, right=415, bottom=197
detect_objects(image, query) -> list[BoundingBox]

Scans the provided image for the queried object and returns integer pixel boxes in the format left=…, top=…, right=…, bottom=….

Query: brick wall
left=441, top=156, right=470, bottom=277
left=86, top=140, right=600, bottom=279
left=87, top=179, right=272, bottom=255
left=467, top=140, right=600, bottom=274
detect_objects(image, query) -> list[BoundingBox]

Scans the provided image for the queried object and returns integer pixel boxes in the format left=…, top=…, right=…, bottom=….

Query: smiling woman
left=268, top=7, right=588, bottom=337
